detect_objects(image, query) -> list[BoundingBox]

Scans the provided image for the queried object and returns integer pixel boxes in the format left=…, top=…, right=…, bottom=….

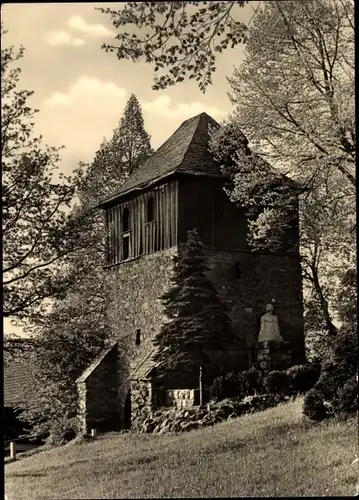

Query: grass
left=5, top=398, right=358, bottom=499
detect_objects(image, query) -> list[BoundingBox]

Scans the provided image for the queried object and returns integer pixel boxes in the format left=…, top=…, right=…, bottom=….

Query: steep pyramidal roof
left=100, top=112, right=221, bottom=206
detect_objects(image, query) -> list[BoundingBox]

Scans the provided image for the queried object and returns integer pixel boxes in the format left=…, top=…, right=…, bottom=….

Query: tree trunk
left=310, top=264, right=338, bottom=338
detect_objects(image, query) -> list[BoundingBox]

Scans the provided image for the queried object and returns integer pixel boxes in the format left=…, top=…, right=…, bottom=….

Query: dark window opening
left=147, top=197, right=155, bottom=222
left=123, top=234, right=130, bottom=260
left=122, top=207, right=130, bottom=232
left=135, top=329, right=141, bottom=346
left=235, top=262, right=241, bottom=278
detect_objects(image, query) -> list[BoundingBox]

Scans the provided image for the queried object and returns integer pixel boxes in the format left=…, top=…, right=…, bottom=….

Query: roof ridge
left=181, top=113, right=219, bottom=172
left=99, top=112, right=222, bottom=207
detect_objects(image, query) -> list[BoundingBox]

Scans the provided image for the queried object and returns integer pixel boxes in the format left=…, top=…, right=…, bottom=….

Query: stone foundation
left=252, top=340, right=292, bottom=375
left=130, top=379, right=154, bottom=430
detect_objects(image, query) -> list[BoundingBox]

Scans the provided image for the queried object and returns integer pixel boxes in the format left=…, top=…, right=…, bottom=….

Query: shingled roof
left=100, top=112, right=221, bottom=207
left=4, top=340, right=37, bottom=408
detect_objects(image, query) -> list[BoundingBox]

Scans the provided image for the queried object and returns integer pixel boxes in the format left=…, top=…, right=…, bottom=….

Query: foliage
left=75, top=93, right=153, bottom=207
left=303, top=310, right=357, bottom=422
left=208, top=375, right=225, bottom=402
left=209, top=0, right=355, bottom=344
left=303, top=388, right=327, bottom=421
left=2, top=28, right=87, bottom=327
left=208, top=122, right=302, bottom=253
left=154, top=229, right=237, bottom=385
left=98, top=1, right=249, bottom=93
left=286, top=364, right=321, bottom=394
left=334, top=375, right=358, bottom=417
left=239, top=367, right=262, bottom=395
left=264, top=370, right=290, bottom=395
left=329, top=323, right=357, bottom=374
left=304, top=294, right=332, bottom=362
left=314, top=363, right=349, bottom=403
left=209, top=367, right=263, bottom=402
left=228, top=0, right=355, bottom=188
left=19, top=94, right=153, bottom=443
left=334, top=267, right=357, bottom=326
left=18, top=292, right=110, bottom=443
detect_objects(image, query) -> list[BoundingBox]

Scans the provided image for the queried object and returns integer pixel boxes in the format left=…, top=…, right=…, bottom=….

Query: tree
left=2, top=29, right=88, bottom=328
left=98, top=1, right=250, bottom=92
left=19, top=292, right=110, bottom=443
left=227, top=0, right=355, bottom=187
left=208, top=121, right=303, bottom=253
left=210, top=0, right=355, bottom=340
left=20, top=94, right=153, bottom=442
left=76, top=93, right=153, bottom=207
left=154, top=229, right=237, bottom=386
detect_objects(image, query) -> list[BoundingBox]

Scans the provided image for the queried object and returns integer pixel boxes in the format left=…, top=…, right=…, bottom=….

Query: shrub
left=239, top=367, right=263, bottom=395
left=223, top=371, right=243, bottom=399
left=330, top=324, right=358, bottom=375
left=315, top=363, right=350, bottom=401
left=287, top=364, right=321, bottom=394
left=209, top=367, right=265, bottom=402
left=264, top=370, right=290, bottom=395
left=334, top=375, right=358, bottom=416
left=303, top=388, right=327, bottom=421
left=208, top=375, right=225, bottom=402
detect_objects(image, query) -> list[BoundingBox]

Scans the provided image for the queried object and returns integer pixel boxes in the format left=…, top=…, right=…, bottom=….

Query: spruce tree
left=154, top=229, right=237, bottom=386
left=20, top=94, right=153, bottom=443
left=111, top=93, right=153, bottom=177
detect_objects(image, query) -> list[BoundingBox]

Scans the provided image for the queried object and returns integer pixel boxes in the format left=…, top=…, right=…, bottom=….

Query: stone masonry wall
left=108, top=246, right=304, bottom=428
left=205, top=248, right=305, bottom=365
left=165, top=389, right=200, bottom=409
left=77, top=347, right=119, bottom=434
left=108, top=247, right=177, bottom=423
left=130, top=379, right=153, bottom=431
left=252, top=340, right=292, bottom=375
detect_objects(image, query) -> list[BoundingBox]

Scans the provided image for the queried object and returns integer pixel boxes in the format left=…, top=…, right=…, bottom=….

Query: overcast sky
left=2, top=2, right=257, bottom=336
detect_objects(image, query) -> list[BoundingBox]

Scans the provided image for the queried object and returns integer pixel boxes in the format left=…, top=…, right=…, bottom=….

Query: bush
left=209, top=368, right=264, bottom=402
left=239, top=367, right=263, bottom=395
left=208, top=375, right=225, bottom=402
left=264, top=370, right=290, bottom=395
left=334, top=375, right=358, bottom=416
left=315, top=363, right=350, bottom=401
left=287, top=364, right=321, bottom=394
left=330, top=324, right=358, bottom=375
left=303, top=388, right=327, bottom=421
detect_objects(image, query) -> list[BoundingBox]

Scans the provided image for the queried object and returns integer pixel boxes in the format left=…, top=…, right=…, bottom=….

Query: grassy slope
left=5, top=399, right=358, bottom=499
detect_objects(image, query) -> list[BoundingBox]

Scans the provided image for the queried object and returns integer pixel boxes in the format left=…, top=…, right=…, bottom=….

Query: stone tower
left=78, top=112, right=304, bottom=432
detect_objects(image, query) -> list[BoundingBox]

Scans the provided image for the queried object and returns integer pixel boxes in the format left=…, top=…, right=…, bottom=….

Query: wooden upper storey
left=101, top=113, right=300, bottom=266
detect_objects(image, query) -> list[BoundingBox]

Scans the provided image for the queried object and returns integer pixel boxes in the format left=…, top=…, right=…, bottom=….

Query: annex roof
left=76, top=341, right=118, bottom=384
left=4, top=340, right=37, bottom=408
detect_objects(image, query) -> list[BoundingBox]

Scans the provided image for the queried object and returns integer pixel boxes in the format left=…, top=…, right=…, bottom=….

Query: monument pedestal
left=252, top=341, right=291, bottom=375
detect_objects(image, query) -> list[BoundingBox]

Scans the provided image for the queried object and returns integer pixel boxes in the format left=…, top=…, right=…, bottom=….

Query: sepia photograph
left=3, top=1, right=357, bottom=498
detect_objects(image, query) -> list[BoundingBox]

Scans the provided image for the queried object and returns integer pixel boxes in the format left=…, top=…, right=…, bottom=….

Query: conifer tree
left=20, top=94, right=153, bottom=443
left=154, top=229, right=237, bottom=386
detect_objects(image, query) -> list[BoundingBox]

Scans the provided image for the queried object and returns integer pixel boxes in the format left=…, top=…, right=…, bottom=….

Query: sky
left=2, top=2, right=257, bottom=177
left=2, top=2, right=257, bottom=337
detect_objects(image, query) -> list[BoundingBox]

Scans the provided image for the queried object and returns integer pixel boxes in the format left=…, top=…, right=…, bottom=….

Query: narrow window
left=147, top=197, right=154, bottom=222
left=122, top=207, right=130, bottom=232
left=235, top=262, right=241, bottom=279
left=135, top=329, right=141, bottom=346
left=123, top=233, right=130, bottom=260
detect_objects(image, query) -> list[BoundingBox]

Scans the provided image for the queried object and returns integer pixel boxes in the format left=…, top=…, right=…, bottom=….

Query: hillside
left=5, top=399, right=358, bottom=499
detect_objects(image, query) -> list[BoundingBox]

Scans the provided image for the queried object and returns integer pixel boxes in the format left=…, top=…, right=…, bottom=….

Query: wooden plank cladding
left=105, top=180, right=178, bottom=266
